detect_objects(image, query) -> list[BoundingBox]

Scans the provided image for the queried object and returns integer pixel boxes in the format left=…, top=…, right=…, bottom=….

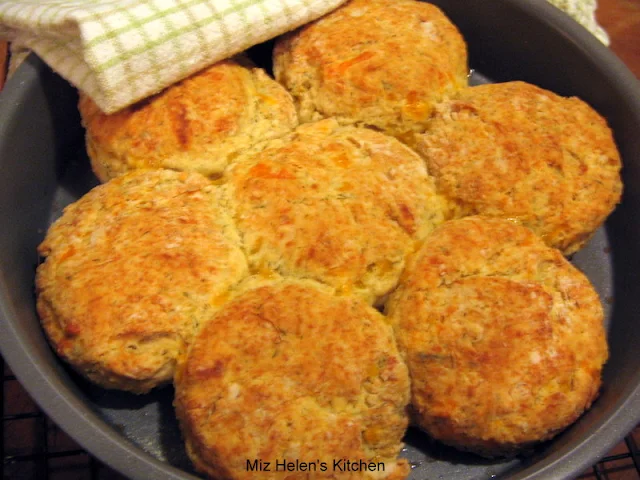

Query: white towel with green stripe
left=0, top=0, right=348, bottom=113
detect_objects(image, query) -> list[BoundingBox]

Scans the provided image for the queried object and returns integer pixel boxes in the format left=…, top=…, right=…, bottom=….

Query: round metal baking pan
left=1, top=0, right=639, bottom=479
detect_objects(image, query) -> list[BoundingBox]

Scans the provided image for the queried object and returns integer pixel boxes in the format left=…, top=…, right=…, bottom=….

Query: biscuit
left=413, top=81, right=623, bottom=255
left=36, top=170, right=248, bottom=393
left=221, top=119, right=448, bottom=305
left=273, top=0, right=468, bottom=141
left=174, top=276, right=411, bottom=480
left=386, top=216, right=608, bottom=457
left=79, top=56, right=298, bottom=182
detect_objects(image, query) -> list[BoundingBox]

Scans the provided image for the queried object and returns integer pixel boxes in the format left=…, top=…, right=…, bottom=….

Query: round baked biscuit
left=36, top=170, right=248, bottom=393
left=386, top=216, right=608, bottom=457
left=413, top=81, right=623, bottom=255
left=174, top=277, right=411, bottom=480
left=79, top=56, right=298, bottom=182
left=273, top=0, right=468, bottom=140
left=221, top=119, right=448, bottom=305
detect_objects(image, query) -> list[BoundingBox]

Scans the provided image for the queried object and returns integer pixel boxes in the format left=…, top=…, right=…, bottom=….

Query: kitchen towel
left=547, top=0, right=609, bottom=44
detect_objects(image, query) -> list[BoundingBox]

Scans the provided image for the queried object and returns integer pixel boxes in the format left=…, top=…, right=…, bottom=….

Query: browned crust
left=386, top=216, right=608, bottom=457
left=221, top=119, right=448, bottom=305
left=36, top=170, right=248, bottom=393
left=414, top=81, right=623, bottom=255
left=80, top=56, right=298, bottom=182
left=174, top=277, right=411, bottom=479
left=274, top=0, right=468, bottom=139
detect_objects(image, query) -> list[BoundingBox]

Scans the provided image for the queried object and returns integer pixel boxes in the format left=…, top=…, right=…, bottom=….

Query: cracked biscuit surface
left=174, top=276, right=411, bottom=480
left=80, top=56, right=298, bottom=182
left=414, top=81, right=623, bottom=255
left=36, top=170, right=248, bottom=393
left=273, top=0, right=468, bottom=140
left=221, top=119, right=448, bottom=305
left=386, top=216, right=608, bottom=457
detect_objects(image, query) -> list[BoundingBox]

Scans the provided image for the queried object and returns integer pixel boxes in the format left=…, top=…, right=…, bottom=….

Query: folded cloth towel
left=0, top=0, right=348, bottom=113
left=546, top=0, right=609, bottom=45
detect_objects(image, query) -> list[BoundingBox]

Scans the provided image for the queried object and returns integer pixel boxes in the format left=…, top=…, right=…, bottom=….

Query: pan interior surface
left=0, top=1, right=639, bottom=479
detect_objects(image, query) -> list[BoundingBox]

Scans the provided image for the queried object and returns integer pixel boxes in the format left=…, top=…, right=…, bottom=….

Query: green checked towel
left=0, top=0, right=349, bottom=113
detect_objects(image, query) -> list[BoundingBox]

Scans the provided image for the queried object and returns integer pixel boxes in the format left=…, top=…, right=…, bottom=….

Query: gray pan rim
left=0, top=0, right=639, bottom=479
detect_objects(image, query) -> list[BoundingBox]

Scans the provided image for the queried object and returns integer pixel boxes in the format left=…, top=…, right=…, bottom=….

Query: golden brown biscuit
left=273, top=0, right=468, bottom=140
left=221, top=119, right=448, bottom=305
left=80, top=56, right=298, bottom=182
left=174, top=276, right=411, bottom=480
left=386, top=216, right=608, bottom=457
left=414, top=81, right=623, bottom=255
left=36, top=170, right=248, bottom=393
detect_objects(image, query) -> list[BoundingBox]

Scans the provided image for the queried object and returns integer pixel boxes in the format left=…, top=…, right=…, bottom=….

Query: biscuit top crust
left=36, top=170, right=248, bottom=393
left=273, top=0, right=468, bottom=139
left=414, top=81, right=623, bottom=255
left=174, top=277, right=410, bottom=480
left=386, top=216, right=608, bottom=457
left=222, top=119, right=448, bottom=305
left=80, top=56, right=298, bottom=182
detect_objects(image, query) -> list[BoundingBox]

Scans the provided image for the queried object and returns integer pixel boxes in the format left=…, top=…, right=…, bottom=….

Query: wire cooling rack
left=2, top=355, right=639, bottom=480
left=2, top=357, right=127, bottom=480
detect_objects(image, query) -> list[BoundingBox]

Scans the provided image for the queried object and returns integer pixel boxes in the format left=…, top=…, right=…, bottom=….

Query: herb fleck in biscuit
left=414, top=81, right=623, bottom=255
left=174, top=277, right=411, bottom=480
left=80, top=56, right=298, bottom=182
left=386, top=216, right=608, bottom=457
left=222, top=119, right=448, bottom=305
left=36, top=170, right=248, bottom=393
left=274, top=0, right=468, bottom=140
